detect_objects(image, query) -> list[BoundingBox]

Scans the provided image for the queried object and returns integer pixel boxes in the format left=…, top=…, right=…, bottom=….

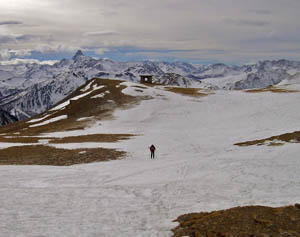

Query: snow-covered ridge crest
left=22, top=78, right=149, bottom=132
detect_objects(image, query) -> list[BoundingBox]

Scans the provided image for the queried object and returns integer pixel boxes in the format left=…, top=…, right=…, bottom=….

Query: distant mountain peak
left=72, top=50, right=84, bottom=60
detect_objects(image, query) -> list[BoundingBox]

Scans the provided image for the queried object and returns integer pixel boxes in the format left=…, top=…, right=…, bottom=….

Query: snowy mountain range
left=1, top=50, right=300, bottom=121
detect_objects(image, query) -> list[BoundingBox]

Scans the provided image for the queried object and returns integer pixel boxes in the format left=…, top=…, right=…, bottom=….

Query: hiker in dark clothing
left=150, top=144, right=156, bottom=159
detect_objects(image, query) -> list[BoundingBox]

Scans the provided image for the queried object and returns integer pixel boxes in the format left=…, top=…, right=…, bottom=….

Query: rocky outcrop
left=0, top=108, right=18, bottom=126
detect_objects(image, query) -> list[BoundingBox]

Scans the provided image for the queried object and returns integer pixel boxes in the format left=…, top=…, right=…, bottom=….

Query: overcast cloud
left=0, top=21, right=23, bottom=25
left=0, top=0, right=299, bottom=64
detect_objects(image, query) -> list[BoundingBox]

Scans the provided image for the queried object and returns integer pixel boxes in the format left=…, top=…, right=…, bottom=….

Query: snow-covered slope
left=155, top=73, right=196, bottom=87
left=1, top=51, right=300, bottom=123
left=0, top=79, right=299, bottom=236
left=278, top=72, right=300, bottom=86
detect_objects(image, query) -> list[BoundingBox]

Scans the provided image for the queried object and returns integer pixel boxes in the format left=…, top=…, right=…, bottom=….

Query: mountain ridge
left=1, top=51, right=300, bottom=122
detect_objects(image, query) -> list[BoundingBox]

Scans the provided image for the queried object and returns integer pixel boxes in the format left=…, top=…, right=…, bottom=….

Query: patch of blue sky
left=87, top=46, right=221, bottom=65
left=12, top=46, right=223, bottom=65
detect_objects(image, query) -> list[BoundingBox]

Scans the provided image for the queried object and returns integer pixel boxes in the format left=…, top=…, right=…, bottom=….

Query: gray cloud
left=0, top=36, right=14, bottom=44
left=0, top=20, right=23, bottom=26
left=0, top=34, right=36, bottom=44
left=0, top=0, right=299, bottom=63
left=248, top=9, right=271, bottom=15
left=238, top=20, right=270, bottom=27
left=83, top=31, right=118, bottom=37
left=226, top=18, right=270, bottom=27
left=0, top=58, right=58, bottom=65
left=15, top=34, right=36, bottom=41
left=0, top=49, right=32, bottom=61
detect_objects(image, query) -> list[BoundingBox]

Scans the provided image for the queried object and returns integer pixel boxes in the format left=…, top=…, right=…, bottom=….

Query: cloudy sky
left=0, top=0, right=300, bottom=65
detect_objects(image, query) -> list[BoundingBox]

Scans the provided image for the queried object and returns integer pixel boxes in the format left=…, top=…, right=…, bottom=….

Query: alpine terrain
left=1, top=51, right=300, bottom=122
left=0, top=76, right=300, bottom=236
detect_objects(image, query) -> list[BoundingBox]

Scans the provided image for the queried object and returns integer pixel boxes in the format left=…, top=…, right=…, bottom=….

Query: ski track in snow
left=1, top=83, right=300, bottom=236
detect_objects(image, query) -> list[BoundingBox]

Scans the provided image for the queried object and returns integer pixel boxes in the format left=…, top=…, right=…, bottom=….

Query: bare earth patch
left=172, top=204, right=300, bottom=237
left=49, top=134, right=135, bottom=144
left=235, top=130, right=300, bottom=147
left=245, top=86, right=298, bottom=93
left=0, top=134, right=135, bottom=144
left=0, top=133, right=134, bottom=165
left=165, top=87, right=212, bottom=97
left=0, top=136, right=46, bottom=143
left=0, top=145, right=125, bottom=166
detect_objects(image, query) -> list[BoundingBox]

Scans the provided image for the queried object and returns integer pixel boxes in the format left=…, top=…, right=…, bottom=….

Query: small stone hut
left=140, top=75, right=153, bottom=84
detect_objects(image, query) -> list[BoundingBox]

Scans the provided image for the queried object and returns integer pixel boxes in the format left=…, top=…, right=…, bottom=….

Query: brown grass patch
left=172, top=204, right=300, bottom=237
left=0, top=145, right=125, bottom=166
left=50, top=134, right=135, bottom=144
left=0, top=136, right=52, bottom=143
left=0, top=133, right=135, bottom=144
left=235, top=130, right=300, bottom=147
left=165, top=87, right=212, bottom=97
left=245, top=86, right=298, bottom=93
left=267, top=142, right=285, bottom=147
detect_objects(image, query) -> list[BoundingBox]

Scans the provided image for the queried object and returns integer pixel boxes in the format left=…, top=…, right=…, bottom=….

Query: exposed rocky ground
left=0, top=145, right=126, bottom=166
left=173, top=204, right=300, bottom=237
left=235, top=130, right=300, bottom=147
left=0, top=108, right=18, bottom=125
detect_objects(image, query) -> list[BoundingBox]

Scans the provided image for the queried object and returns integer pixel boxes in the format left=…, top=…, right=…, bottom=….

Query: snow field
left=1, top=82, right=300, bottom=236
